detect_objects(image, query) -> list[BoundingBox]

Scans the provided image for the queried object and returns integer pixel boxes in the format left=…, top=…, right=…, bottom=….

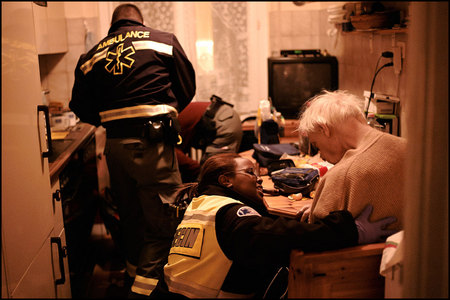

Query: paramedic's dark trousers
left=104, top=136, right=181, bottom=294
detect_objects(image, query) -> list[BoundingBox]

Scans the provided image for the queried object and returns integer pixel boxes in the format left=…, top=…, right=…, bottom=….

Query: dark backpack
left=191, top=95, right=233, bottom=150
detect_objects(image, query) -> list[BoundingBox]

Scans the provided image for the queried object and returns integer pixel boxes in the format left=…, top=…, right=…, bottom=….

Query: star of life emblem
left=237, top=206, right=261, bottom=217
left=105, top=43, right=135, bottom=75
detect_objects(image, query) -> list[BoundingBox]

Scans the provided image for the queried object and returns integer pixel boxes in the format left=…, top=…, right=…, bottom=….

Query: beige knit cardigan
left=309, top=129, right=406, bottom=230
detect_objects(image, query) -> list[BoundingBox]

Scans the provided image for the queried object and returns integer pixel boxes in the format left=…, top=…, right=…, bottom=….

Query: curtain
left=122, top=1, right=254, bottom=115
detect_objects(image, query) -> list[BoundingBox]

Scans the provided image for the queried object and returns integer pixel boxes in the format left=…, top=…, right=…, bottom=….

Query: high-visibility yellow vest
left=164, top=195, right=253, bottom=298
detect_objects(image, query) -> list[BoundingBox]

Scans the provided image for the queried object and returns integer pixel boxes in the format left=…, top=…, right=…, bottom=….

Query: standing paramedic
left=69, top=3, right=196, bottom=297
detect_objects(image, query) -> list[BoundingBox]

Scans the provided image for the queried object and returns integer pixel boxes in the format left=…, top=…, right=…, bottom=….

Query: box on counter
left=364, top=91, right=399, bottom=114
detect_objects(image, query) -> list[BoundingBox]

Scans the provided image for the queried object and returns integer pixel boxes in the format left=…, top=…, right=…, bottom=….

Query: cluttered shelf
left=343, top=27, right=408, bottom=35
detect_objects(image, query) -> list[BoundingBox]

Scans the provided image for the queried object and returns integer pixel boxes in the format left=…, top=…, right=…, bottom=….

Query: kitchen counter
left=49, top=122, right=96, bottom=185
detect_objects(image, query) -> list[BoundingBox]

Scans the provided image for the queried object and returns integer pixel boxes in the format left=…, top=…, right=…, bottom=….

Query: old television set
left=268, top=52, right=338, bottom=119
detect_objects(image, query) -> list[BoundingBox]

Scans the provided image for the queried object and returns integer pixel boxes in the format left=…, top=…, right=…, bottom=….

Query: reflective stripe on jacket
left=99, top=104, right=177, bottom=123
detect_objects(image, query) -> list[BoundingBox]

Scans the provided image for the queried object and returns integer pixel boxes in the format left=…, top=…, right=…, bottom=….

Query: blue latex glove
left=355, top=204, right=398, bottom=244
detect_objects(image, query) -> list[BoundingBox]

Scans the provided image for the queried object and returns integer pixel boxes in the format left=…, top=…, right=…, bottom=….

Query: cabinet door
left=32, top=2, right=68, bottom=54
left=32, top=1, right=50, bottom=54
left=46, top=2, right=68, bottom=54
left=1, top=1, right=56, bottom=296
left=10, top=238, right=56, bottom=298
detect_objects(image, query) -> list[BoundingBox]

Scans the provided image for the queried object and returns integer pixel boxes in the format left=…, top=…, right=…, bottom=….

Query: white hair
left=298, top=90, right=366, bottom=135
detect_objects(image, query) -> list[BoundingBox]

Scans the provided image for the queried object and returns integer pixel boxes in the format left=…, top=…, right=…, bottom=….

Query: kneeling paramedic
left=151, top=153, right=397, bottom=298
left=69, top=3, right=196, bottom=296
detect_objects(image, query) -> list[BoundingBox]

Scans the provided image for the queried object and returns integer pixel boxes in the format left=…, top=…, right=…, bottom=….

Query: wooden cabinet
left=1, top=2, right=70, bottom=298
left=50, top=180, right=72, bottom=298
left=288, top=243, right=385, bottom=298
left=2, top=180, right=71, bottom=298
left=32, top=1, right=68, bottom=54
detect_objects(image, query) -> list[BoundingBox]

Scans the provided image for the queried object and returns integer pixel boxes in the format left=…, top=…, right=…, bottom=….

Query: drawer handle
left=53, top=189, right=61, bottom=202
left=38, top=105, right=53, bottom=158
left=50, top=237, right=66, bottom=285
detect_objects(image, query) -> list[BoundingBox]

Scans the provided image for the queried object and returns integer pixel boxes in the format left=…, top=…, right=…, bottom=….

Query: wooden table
left=261, top=176, right=312, bottom=219
left=239, top=148, right=313, bottom=219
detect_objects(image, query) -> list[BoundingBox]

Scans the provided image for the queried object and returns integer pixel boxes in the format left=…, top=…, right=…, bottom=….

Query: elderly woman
left=298, top=90, right=406, bottom=230
left=144, top=153, right=396, bottom=299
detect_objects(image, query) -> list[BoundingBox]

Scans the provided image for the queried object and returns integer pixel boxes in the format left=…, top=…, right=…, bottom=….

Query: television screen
left=268, top=56, right=338, bottom=119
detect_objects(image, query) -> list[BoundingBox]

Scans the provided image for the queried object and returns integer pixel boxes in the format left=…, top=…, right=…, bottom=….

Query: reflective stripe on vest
left=99, top=104, right=177, bottom=123
left=131, top=275, right=159, bottom=296
left=164, top=195, right=245, bottom=298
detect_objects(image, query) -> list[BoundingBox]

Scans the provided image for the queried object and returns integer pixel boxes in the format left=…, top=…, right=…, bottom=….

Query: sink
left=48, top=139, right=74, bottom=163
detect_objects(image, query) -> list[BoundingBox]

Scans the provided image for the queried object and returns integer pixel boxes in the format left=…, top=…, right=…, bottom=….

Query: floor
left=72, top=223, right=130, bottom=298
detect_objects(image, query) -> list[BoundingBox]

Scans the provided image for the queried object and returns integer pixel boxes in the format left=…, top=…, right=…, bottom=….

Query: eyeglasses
left=234, top=169, right=259, bottom=179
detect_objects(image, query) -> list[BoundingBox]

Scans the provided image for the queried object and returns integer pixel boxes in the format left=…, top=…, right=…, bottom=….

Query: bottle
left=259, top=99, right=272, bottom=121
left=367, top=113, right=384, bottom=131
left=42, top=89, right=49, bottom=106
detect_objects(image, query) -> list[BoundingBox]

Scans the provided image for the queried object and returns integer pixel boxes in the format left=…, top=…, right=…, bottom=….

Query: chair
left=288, top=243, right=385, bottom=298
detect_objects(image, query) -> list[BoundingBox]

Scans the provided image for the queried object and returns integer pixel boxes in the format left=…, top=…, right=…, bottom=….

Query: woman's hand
left=299, top=204, right=311, bottom=222
left=355, top=204, right=398, bottom=244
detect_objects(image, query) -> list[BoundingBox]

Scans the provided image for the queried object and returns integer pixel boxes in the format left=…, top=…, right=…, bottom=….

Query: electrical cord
left=263, top=266, right=289, bottom=299
left=372, top=51, right=392, bottom=80
left=364, top=53, right=394, bottom=118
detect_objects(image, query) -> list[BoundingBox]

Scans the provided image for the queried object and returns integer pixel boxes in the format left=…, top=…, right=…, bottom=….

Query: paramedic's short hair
left=298, top=90, right=366, bottom=135
left=111, top=3, right=144, bottom=25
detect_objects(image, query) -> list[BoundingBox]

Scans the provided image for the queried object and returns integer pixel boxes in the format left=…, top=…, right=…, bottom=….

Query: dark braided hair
left=174, top=153, right=241, bottom=205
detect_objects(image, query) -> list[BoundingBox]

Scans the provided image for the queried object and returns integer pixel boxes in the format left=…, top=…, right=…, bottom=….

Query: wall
left=269, top=1, right=409, bottom=136
left=38, top=2, right=101, bottom=109
left=40, top=1, right=409, bottom=135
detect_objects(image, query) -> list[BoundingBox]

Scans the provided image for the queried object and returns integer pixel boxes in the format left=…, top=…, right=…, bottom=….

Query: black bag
left=252, top=143, right=300, bottom=167
left=191, top=94, right=233, bottom=150
left=267, top=159, right=296, bottom=176
left=260, top=119, right=280, bottom=144
left=270, top=167, right=319, bottom=196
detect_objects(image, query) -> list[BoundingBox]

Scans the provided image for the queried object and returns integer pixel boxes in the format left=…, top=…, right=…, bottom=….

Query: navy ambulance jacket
left=69, top=19, right=196, bottom=127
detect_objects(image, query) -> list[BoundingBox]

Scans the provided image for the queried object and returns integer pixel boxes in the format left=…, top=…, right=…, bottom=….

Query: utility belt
left=102, top=105, right=181, bottom=145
